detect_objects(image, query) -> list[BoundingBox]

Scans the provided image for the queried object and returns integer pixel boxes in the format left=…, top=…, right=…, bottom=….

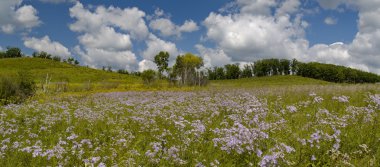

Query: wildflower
left=286, top=105, right=297, bottom=113
left=332, top=96, right=350, bottom=103
left=311, top=155, right=316, bottom=161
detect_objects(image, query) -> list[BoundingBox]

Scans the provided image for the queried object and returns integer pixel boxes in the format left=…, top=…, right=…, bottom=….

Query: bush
left=0, top=71, right=36, bottom=105
left=141, top=69, right=156, bottom=85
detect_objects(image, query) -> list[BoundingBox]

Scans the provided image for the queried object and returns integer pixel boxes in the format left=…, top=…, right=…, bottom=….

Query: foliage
left=224, top=64, right=241, bottom=79
left=173, top=53, right=205, bottom=86
left=208, top=58, right=380, bottom=84
left=33, top=51, right=52, bottom=59
left=117, top=69, right=129, bottom=74
left=141, top=69, right=156, bottom=85
left=241, top=64, right=253, bottom=78
left=154, top=51, right=170, bottom=78
left=298, top=62, right=380, bottom=83
left=0, top=47, right=23, bottom=59
left=0, top=71, right=36, bottom=105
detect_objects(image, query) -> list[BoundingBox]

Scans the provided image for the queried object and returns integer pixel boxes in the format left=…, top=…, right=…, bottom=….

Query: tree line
left=207, top=58, right=380, bottom=83
left=141, top=51, right=208, bottom=86
left=0, top=47, right=80, bottom=65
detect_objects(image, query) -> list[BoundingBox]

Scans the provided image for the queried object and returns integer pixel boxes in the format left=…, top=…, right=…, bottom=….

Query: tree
left=52, top=56, right=61, bottom=62
left=241, top=64, right=253, bottom=78
left=67, top=57, right=74, bottom=64
left=225, top=64, right=241, bottom=79
left=279, top=59, right=290, bottom=75
left=173, top=53, right=203, bottom=85
left=291, top=59, right=299, bottom=75
left=6, top=47, right=22, bottom=58
left=0, top=51, right=5, bottom=59
left=141, top=69, right=156, bottom=85
left=154, top=51, right=170, bottom=79
left=215, top=67, right=226, bottom=80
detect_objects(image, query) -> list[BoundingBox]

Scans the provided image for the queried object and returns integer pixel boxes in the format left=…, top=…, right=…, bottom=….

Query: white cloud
left=202, top=12, right=308, bottom=62
left=69, top=2, right=149, bottom=40
left=276, top=0, right=301, bottom=16
left=324, top=17, right=337, bottom=25
left=23, top=36, right=71, bottom=58
left=236, top=0, right=277, bottom=15
left=0, top=0, right=40, bottom=34
left=196, top=0, right=380, bottom=74
left=75, top=46, right=137, bottom=70
left=39, top=0, right=75, bottom=4
left=195, top=44, right=232, bottom=68
left=142, top=34, right=179, bottom=61
left=149, top=15, right=199, bottom=37
left=138, top=59, right=157, bottom=72
left=69, top=2, right=148, bottom=71
left=78, top=26, right=132, bottom=51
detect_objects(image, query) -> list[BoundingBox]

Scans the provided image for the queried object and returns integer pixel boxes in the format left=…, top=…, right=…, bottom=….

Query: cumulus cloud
left=23, top=36, right=71, bottom=58
left=318, top=1, right=380, bottom=73
left=149, top=9, right=199, bottom=37
left=69, top=2, right=149, bottom=71
left=74, top=46, right=137, bottom=70
left=324, top=17, right=337, bottom=25
left=195, top=44, right=232, bottom=67
left=69, top=2, right=149, bottom=40
left=78, top=26, right=132, bottom=51
left=39, top=0, right=75, bottom=4
left=0, top=0, right=41, bottom=34
left=202, top=8, right=308, bottom=62
left=196, top=0, right=380, bottom=74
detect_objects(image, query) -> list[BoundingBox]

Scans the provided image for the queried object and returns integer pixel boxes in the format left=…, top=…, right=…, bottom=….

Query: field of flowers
left=1, top=85, right=380, bottom=166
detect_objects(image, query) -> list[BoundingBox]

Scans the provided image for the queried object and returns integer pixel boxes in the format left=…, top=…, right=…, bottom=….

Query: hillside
left=0, top=57, right=139, bottom=84
left=210, top=75, right=331, bottom=88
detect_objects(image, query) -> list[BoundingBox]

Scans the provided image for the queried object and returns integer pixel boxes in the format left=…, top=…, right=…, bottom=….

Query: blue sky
left=0, top=0, right=379, bottom=74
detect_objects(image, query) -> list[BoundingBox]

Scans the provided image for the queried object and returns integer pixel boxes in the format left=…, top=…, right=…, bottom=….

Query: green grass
left=0, top=57, right=139, bottom=83
left=1, top=58, right=380, bottom=166
left=210, top=75, right=331, bottom=88
left=1, top=57, right=337, bottom=93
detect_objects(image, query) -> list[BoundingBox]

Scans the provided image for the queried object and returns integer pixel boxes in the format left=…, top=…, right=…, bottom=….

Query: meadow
left=1, top=81, right=380, bottom=166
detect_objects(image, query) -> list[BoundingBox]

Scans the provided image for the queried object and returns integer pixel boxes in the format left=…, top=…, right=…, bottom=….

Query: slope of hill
left=0, top=57, right=139, bottom=84
left=210, top=75, right=331, bottom=88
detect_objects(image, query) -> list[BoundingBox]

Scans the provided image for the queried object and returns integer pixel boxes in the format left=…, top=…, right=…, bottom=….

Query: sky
left=0, top=0, right=379, bottom=74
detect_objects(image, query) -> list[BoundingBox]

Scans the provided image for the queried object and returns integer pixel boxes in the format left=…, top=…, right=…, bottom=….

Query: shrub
left=141, top=69, right=156, bottom=85
left=0, top=71, right=36, bottom=105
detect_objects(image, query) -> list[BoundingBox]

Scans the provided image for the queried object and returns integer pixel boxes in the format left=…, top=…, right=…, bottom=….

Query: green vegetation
left=0, top=71, right=36, bottom=105
left=141, top=69, right=157, bottom=85
left=0, top=84, right=379, bottom=166
left=1, top=49, right=380, bottom=166
left=154, top=51, right=170, bottom=79
left=298, top=62, right=380, bottom=83
left=208, top=58, right=380, bottom=83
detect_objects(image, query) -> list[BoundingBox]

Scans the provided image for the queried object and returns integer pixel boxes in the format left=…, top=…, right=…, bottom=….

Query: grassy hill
left=0, top=57, right=337, bottom=92
left=0, top=57, right=139, bottom=83
left=210, top=75, right=330, bottom=88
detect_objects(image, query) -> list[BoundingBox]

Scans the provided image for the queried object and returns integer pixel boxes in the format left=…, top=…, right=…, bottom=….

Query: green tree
left=291, top=59, right=299, bottom=75
left=6, top=47, right=22, bottom=58
left=0, top=51, right=6, bottom=58
left=154, top=51, right=170, bottom=79
left=241, top=64, right=253, bottom=78
left=173, top=53, right=203, bottom=85
left=225, top=64, right=241, bottom=79
left=279, top=59, right=290, bottom=75
left=141, top=69, right=156, bottom=85
left=215, top=67, right=226, bottom=80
